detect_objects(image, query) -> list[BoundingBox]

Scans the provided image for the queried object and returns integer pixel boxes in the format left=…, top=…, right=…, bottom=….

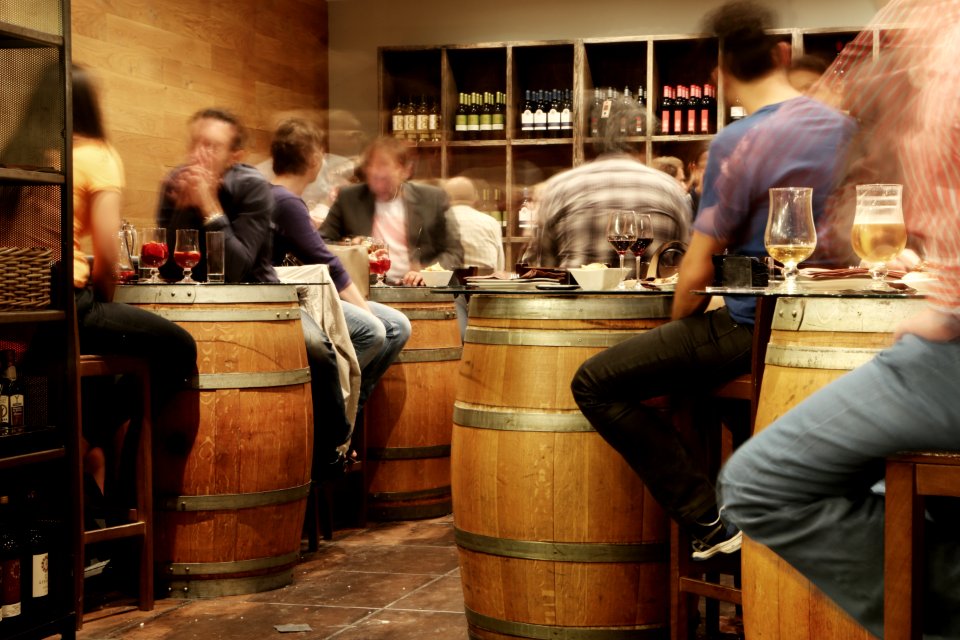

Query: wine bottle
left=686, top=85, right=701, bottom=135
left=455, top=93, right=468, bottom=139
left=5, top=352, right=24, bottom=434
left=479, top=92, right=493, bottom=139
left=533, top=90, right=547, bottom=137
left=634, top=84, right=645, bottom=134
left=520, top=89, right=534, bottom=139
left=546, top=89, right=561, bottom=138
left=518, top=187, right=534, bottom=231
left=560, top=89, right=573, bottom=138
left=415, top=95, right=429, bottom=142
left=391, top=98, right=405, bottom=139
left=701, top=84, right=716, bottom=134
left=660, top=86, right=673, bottom=135
left=673, top=85, right=687, bottom=135
left=599, top=87, right=614, bottom=137
left=428, top=97, right=441, bottom=142
left=492, top=91, right=505, bottom=139
left=589, top=87, right=602, bottom=137
left=22, top=491, right=49, bottom=617
left=0, top=496, right=21, bottom=625
left=466, top=93, right=480, bottom=140
left=403, top=97, right=417, bottom=141
left=619, top=86, right=632, bottom=135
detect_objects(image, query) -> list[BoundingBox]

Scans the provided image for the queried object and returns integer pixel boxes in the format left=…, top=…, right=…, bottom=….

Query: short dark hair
left=271, top=118, right=325, bottom=176
left=189, top=107, right=247, bottom=151
left=705, top=1, right=780, bottom=82
left=72, top=63, right=106, bottom=140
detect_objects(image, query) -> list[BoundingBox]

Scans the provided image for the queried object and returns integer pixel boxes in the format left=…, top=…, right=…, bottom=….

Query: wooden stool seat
left=885, top=450, right=960, bottom=640
left=77, top=354, right=153, bottom=625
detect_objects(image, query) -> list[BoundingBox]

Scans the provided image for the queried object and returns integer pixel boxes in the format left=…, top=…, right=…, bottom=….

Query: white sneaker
left=691, top=530, right=743, bottom=561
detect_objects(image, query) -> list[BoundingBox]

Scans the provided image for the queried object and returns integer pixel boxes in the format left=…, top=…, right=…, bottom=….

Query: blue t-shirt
left=694, top=97, right=858, bottom=324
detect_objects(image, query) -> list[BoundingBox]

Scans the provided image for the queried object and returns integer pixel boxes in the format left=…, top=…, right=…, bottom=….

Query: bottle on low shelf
left=403, top=97, right=417, bottom=141
left=391, top=98, right=406, bottom=139
left=415, top=95, right=430, bottom=142
left=492, top=91, right=505, bottom=139
left=659, top=86, right=674, bottom=134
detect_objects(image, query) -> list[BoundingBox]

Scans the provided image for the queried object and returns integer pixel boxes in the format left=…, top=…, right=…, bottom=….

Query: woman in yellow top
left=72, top=64, right=196, bottom=515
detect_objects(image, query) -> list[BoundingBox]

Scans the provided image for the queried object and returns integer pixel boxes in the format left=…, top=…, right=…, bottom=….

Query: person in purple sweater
left=269, top=118, right=410, bottom=408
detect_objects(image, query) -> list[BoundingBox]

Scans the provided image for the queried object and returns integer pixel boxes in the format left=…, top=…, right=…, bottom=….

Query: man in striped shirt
left=522, top=98, right=692, bottom=269
left=720, top=1, right=960, bottom=635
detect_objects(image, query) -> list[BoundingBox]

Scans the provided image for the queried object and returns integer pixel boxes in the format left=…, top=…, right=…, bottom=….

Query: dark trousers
left=571, top=306, right=753, bottom=529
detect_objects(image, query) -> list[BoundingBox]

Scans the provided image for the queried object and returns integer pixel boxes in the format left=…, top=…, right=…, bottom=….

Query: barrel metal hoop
left=454, top=403, right=594, bottom=433
left=465, top=327, right=637, bottom=348
left=369, top=485, right=452, bottom=501
left=146, top=308, right=301, bottom=322
left=116, top=284, right=300, bottom=305
left=772, top=296, right=926, bottom=332
left=468, top=295, right=672, bottom=321
left=367, top=444, right=452, bottom=460
left=369, top=288, right=456, bottom=303
left=399, top=308, right=458, bottom=321
left=368, top=501, right=452, bottom=521
left=163, top=570, right=294, bottom=599
left=465, top=606, right=667, bottom=640
left=395, top=347, right=462, bottom=363
left=164, top=551, right=300, bottom=576
left=764, top=343, right=879, bottom=370
left=454, top=528, right=668, bottom=563
left=190, top=367, right=311, bottom=390
left=159, top=481, right=311, bottom=512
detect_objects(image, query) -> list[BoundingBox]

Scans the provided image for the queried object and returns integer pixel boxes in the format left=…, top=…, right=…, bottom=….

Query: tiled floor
left=77, top=516, right=469, bottom=640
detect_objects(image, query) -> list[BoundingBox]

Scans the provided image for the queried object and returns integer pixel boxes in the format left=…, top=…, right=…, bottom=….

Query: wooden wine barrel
left=365, top=287, right=462, bottom=520
left=745, top=295, right=924, bottom=639
left=116, top=284, right=313, bottom=598
left=453, top=293, right=673, bottom=640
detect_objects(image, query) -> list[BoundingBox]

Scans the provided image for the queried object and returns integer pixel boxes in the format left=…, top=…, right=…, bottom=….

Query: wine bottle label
left=404, top=115, right=416, bottom=131
left=661, top=111, right=670, bottom=134
left=2, top=559, right=20, bottom=617
left=392, top=115, right=404, bottom=132
left=455, top=115, right=467, bottom=131
left=0, top=396, right=8, bottom=425
left=730, top=105, right=747, bottom=120
left=9, top=394, right=22, bottom=428
left=521, top=109, right=534, bottom=130
left=32, top=553, right=48, bottom=598
left=479, top=114, right=492, bottom=131
left=561, top=108, right=572, bottom=128
left=701, top=110, right=710, bottom=133
left=428, top=114, right=439, bottom=130
left=673, top=111, right=683, bottom=134
left=687, top=111, right=697, bottom=134
left=635, top=115, right=643, bottom=134
left=492, top=114, right=505, bottom=131
left=533, top=110, right=546, bottom=130
left=601, top=99, right=612, bottom=119
left=416, top=115, right=428, bottom=131
left=466, top=115, right=479, bottom=132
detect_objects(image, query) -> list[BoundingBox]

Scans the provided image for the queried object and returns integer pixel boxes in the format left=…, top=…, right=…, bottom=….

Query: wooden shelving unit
left=0, top=0, right=78, bottom=638
left=379, top=26, right=873, bottom=266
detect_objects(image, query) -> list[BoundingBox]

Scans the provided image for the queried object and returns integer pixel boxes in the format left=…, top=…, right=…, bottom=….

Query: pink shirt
left=371, top=196, right=410, bottom=281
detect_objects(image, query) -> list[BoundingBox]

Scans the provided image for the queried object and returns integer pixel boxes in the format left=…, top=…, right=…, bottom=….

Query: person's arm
left=89, top=190, right=121, bottom=302
left=671, top=231, right=725, bottom=320
left=275, top=193, right=354, bottom=292
left=206, top=170, right=275, bottom=282
left=338, top=282, right=370, bottom=312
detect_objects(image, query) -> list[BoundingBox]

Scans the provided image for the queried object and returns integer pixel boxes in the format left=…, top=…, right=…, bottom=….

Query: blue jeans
left=341, top=300, right=411, bottom=409
left=719, top=334, right=960, bottom=638
left=571, top=306, right=754, bottom=530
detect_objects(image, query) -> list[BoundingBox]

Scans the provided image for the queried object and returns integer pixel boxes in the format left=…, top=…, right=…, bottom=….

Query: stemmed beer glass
left=765, top=187, right=817, bottom=292
left=367, top=239, right=391, bottom=287
left=606, top=210, right=637, bottom=290
left=174, top=229, right=201, bottom=284
left=851, top=184, right=906, bottom=289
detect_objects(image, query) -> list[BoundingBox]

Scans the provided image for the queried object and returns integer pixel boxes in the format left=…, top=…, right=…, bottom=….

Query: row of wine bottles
left=658, top=84, right=718, bottom=135
left=0, top=490, right=54, bottom=631
left=391, top=96, right=443, bottom=142
left=519, top=89, right=573, bottom=139
left=587, top=86, right=649, bottom=137
left=454, top=91, right=507, bottom=140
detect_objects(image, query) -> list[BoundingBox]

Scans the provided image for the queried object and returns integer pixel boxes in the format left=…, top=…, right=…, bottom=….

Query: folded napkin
left=519, top=268, right=568, bottom=282
left=802, top=267, right=907, bottom=280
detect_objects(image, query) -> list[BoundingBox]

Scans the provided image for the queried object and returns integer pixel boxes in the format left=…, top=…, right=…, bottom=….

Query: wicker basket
left=0, top=247, right=53, bottom=311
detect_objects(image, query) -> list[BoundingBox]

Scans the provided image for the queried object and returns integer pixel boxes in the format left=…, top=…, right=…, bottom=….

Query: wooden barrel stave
left=453, top=294, right=672, bottom=639
left=116, top=284, right=312, bottom=598
left=366, top=289, right=461, bottom=520
left=745, top=296, right=924, bottom=639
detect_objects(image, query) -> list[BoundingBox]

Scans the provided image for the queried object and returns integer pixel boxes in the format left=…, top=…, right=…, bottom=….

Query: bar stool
left=76, top=354, right=153, bottom=627
left=884, top=451, right=960, bottom=640
left=669, top=299, right=773, bottom=640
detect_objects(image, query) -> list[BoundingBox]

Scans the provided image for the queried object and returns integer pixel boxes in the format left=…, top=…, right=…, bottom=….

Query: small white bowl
left=420, top=270, right=453, bottom=287
left=568, top=267, right=631, bottom=290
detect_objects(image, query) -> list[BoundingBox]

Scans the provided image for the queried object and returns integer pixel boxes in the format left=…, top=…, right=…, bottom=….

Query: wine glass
left=139, top=227, right=169, bottom=284
left=174, top=229, right=201, bottom=284
left=116, top=230, right=137, bottom=283
left=765, top=187, right=817, bottom=292
left=630, top=213, right=654, bottom=289
left=851, top=184, right=906, bottom=289
left=606, top=210, right=638, bottom=290
left=367, top=239, right=391, bottom=287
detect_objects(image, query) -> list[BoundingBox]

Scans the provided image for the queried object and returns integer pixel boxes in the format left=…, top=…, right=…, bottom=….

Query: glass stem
left=635, top=255, right=642, bottom=281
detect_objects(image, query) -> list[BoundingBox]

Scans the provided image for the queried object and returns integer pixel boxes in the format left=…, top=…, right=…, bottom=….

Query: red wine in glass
left=608, top=236, right=633, bottom=254
left=374, top=257, right=391, bottom=275
left=118, top=269, right=137, bottom=283
left=174, top=250, right=201, bottom=269
left=630, top=237, right=653, bottom=257
left=140, top=241, right=169, bottom=269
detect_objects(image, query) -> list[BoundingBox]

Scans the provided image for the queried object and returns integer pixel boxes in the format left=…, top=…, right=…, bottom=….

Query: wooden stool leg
left=136, top=368, right=153, bottom=611
left=885, top=459, right=923, bottom=640
left=671, top=521, right=692, bottom=640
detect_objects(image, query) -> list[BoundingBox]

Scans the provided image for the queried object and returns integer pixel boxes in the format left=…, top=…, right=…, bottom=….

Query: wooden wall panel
left=72, top=0, right=329, bottom=230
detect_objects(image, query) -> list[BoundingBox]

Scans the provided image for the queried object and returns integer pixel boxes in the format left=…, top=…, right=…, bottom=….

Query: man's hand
left=895, top=306, right=960, bottom=343
left=403, top=271, right=424, bottom=286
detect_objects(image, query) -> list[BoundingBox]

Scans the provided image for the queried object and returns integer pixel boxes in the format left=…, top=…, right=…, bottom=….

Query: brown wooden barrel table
left=116, top=284, right=313, bottom=598
left=365, top=287, right=462, bottom=520
left=452, top=292, right=673, bottom=640
left=745, top=295, right=925, bottom=639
